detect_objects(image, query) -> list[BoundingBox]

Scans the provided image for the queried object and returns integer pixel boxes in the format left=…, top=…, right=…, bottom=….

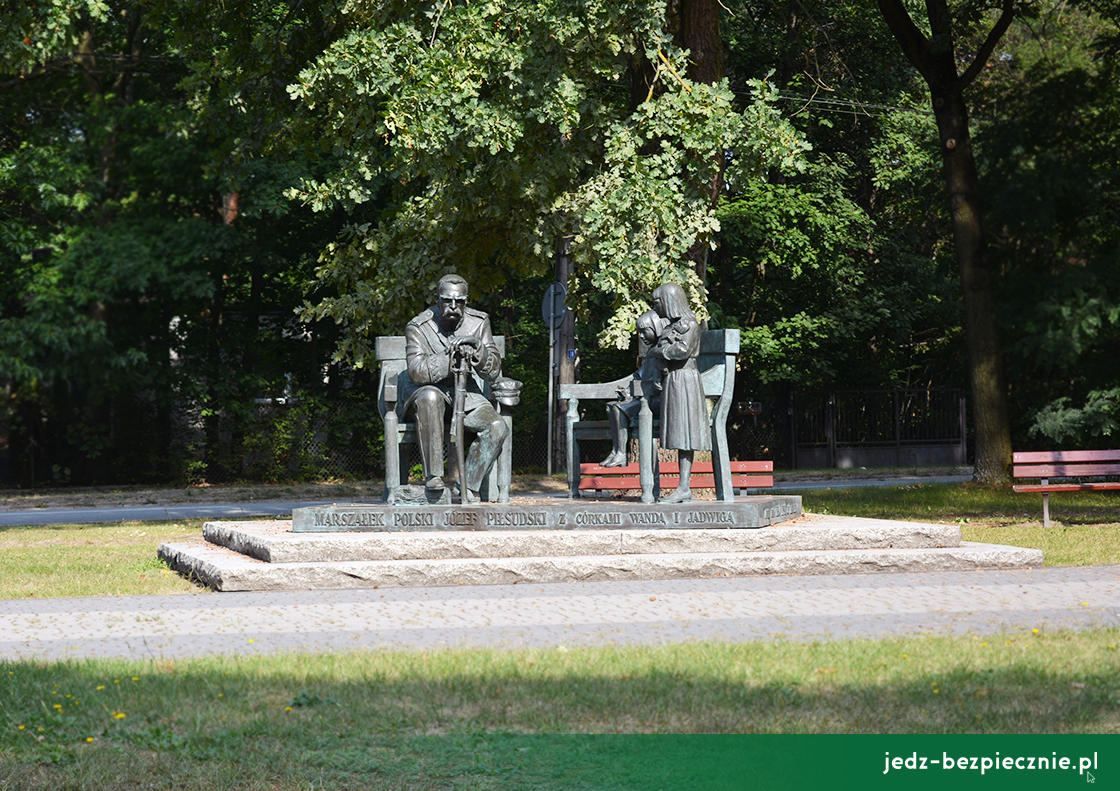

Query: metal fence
left=790, top=389, right=968, bottom=469
left=0, top=382, right=965, bottom=487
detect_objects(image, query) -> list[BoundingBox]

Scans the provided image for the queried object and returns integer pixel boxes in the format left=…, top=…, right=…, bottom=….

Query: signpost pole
left=541, top=280, right=567, bottom=477
left=547, top=326, right=555, bottom=475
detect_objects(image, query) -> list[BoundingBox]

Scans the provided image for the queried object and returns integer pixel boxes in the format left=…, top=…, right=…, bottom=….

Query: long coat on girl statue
left=648, top=282, right=710, bottom=503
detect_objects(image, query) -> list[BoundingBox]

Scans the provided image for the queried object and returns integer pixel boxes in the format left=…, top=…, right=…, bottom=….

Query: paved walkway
left=2, top=565, right=1117, bottom=661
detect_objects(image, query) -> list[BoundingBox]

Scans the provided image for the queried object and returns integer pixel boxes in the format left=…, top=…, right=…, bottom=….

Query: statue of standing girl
left=648, top=282, right=710, bottom=503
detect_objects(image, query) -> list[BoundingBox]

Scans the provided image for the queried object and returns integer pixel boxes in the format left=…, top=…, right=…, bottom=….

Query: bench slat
left=577, top=459, right=774, bottom=491
left=1013, top=450, right=1120, bottom=463
left=579, top=475, right=774, bottom=490
left=579, top=460, right=772, bottom=475
left=1012, top=463, right=1120, bottom=478
left=1013, top=483, right=1120, bottom=493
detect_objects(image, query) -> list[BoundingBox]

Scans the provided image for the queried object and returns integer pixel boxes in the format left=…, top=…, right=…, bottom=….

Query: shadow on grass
left=3, top=634, right=1119, bottom=789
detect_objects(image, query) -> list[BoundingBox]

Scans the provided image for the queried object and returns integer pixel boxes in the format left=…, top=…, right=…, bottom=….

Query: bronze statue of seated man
left=398, top=274, right=516, bottom=503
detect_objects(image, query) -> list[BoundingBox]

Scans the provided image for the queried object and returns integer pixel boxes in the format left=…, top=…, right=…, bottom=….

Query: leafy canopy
left=288, top=0, right=807, bottom=361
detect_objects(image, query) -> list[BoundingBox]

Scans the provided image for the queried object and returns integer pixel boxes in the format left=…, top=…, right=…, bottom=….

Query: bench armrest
left=561, top=377, right=633, bottom=401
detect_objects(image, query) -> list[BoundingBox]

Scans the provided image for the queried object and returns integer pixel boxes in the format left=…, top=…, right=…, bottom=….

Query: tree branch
left=0, top=62, right=69, bottom=91
left=876, top=0, right=933, bottom=84
left=952, top=0, right=1015, bottom=94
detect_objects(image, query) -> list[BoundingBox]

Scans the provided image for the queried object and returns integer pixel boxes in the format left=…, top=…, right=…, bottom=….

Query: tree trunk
left=877, top=0, right=1014, bottom=484
left=678, top=0, right=725, bottom=286
left=933, top=95, right=1013, bottom=484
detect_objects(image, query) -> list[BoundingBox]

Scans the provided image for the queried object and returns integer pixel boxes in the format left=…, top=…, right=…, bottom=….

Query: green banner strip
left=415, top=734, right=1117, bottom=790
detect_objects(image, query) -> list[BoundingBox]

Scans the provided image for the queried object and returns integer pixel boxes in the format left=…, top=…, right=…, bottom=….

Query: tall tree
left=876, top=0, right=1016, bottom=483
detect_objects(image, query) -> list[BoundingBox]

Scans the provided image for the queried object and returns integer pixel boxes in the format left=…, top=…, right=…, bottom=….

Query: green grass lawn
left=801, top=483, right=1120, bottom=566
left=0, top=521, right=204, bottom=599
left=3, top=632, right=1119, bottom=788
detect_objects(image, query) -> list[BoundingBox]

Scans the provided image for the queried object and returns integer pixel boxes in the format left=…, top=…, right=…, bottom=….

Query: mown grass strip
left=0, top=521, right=204, bottom=599
left=2, top=631, right=1118, bottom=788
left=801, top=483, right=1120, bottom=566
left=801, top=482, right=1119, bottom=526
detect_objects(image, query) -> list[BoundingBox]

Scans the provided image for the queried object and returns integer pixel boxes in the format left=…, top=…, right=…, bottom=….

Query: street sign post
left=541, top=282, right=567, bottom=329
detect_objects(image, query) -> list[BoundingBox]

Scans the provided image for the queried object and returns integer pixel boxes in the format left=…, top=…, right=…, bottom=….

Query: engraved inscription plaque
left=292, top=496, right=802, bottom=533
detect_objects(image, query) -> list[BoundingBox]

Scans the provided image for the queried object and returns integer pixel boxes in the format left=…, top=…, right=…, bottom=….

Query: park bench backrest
left=1012, top=450, right=1120, bottom=480
left=560, top=328, right=741, bottom=502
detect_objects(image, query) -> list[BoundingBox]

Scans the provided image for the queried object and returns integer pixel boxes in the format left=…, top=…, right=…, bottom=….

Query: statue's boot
left=599, top=451, right=625, bottom=467
left=660, top=488, right=692, bottom=504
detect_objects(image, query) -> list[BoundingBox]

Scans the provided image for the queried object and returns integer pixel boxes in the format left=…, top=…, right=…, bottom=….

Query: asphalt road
left=0, top=500, right=329, bottom=527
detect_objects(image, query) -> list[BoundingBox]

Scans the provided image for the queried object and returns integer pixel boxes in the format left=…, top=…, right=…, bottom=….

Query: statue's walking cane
left=450, top=345, right=469, bottom=502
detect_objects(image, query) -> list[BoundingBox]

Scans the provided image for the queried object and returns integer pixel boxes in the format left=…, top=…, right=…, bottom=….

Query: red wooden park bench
left=576, top=459, right=773, bottom=496
left=1012, top=449, right=1120, bottom=527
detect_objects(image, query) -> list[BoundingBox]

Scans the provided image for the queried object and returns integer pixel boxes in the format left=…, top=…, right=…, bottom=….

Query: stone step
left=159, top=539, right=1043, bottom=593
left=202, top=516, right=963, bottom=564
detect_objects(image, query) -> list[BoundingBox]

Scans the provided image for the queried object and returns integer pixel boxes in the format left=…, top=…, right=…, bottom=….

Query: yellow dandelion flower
left=284, top=706, right=293, bottom=712
left=18, top=725, right=25, bottom=730
left=217, top=693, right=224, bottom=698
left=86, top=737, right=94, bottom=743
left=1032, top=628, right=1040, bottom=634
left=131, top=677, right=139, bottom=682
left=981, top=643, right=988, bottom=647
left=112, top=711, right=126, bottom=720
left=114, top=680, right=120, bottom=684
left=53, top=704, right=62, bottom=711
left=96, top=685, right=105, bottom=691
left=248, top=639, right=254, bottom=643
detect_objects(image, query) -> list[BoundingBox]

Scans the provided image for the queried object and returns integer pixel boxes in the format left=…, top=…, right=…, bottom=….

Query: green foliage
left=0, top=0, right=110, bottom=73
left=4, top=0, right=1120, bottom=484
left=711, top=2, right=963, bottom=390
left=289, top=1, right=809, bottom=359
left=0, top=2, right=360, bottom=485
left=1029, top=389, right=1120, bottom=444
left=971, top=2, right=1120, bottom=446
